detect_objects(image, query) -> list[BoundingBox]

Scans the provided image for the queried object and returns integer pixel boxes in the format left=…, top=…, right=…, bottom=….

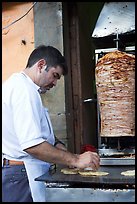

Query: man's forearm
left=24, top=141, right=78, bottom=167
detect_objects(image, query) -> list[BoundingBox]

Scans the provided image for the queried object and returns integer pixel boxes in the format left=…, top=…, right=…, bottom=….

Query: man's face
left=38, top=65, right=63, bottom=94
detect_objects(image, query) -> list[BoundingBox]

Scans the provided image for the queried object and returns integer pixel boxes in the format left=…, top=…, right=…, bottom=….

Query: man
left=2, top=45, right=100, bottom=202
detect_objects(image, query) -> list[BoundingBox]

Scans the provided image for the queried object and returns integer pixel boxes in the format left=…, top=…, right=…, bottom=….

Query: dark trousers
left=2, top=164, right=33, bottom=202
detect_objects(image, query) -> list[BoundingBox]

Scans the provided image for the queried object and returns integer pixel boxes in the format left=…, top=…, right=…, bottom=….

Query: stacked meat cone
left=95, top=50, right=135, bottom=137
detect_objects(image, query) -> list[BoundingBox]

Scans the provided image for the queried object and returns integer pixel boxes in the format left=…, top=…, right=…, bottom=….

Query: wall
left=33, top=2, right=67, bottom=145
left=2, top=2, right=34, bottom=81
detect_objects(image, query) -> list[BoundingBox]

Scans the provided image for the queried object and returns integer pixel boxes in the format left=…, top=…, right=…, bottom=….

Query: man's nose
left=53, top=79, right=57, bottom=86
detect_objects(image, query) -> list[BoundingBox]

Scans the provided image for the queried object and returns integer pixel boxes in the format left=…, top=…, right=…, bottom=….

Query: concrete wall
left=33, top=2, right=67, bottom=145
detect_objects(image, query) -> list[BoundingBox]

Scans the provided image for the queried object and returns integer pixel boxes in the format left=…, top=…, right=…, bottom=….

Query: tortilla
left=61, top=168, right=79, bottom=175
left=121, top=170, right=135, bottom=176
left=78, top=170, right=109, bottom=176
left=61, top=167, right=109, bottom=176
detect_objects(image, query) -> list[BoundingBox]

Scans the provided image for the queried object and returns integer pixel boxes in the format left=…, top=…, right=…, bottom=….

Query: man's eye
left=53, top=74, right=60, bottom=79
left=53, top=74, right=57, bottom=78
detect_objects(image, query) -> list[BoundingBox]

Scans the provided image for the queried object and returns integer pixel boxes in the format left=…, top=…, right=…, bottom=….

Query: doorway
left=62, top=2, right=104, bottom=153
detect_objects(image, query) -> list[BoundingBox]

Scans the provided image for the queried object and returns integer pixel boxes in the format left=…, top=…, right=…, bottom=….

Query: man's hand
left=75, top=151, right=100, bottom=171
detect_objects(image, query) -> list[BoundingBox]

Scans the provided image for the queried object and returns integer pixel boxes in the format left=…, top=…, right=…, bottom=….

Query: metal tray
left=99, top=148, right=135, bottom=156
left=35, top=166, right=135, bottom=188
left=100, top=157, right=135, bottom=166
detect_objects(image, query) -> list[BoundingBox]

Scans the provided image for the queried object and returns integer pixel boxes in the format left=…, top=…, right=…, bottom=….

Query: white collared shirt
left=2, top=71, right=55, bottom=201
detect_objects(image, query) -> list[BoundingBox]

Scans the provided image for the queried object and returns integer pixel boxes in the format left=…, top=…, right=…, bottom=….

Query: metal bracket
left=83, top=98, right=97, bottom=103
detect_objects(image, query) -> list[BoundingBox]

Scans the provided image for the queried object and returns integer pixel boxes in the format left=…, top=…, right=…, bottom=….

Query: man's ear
left=37, top=59, right=46, bottom=73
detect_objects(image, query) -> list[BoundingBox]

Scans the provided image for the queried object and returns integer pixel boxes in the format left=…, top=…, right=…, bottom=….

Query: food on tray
left=61, top=167, right=109, bottom=176
left=78, top=170, right=109, bottom=176
left=121, top=170, right=135, bottom=176
left=61, top=168, right=79, bottom=174
left=95, top=50, right=135, bottom=137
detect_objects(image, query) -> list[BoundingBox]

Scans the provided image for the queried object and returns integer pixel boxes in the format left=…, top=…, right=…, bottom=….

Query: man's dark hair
left=26, top=45, right=68, bottom=75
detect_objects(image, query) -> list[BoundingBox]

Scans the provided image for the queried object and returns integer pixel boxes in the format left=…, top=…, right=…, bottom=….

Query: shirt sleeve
left=11, top=80, right=45, bottom=150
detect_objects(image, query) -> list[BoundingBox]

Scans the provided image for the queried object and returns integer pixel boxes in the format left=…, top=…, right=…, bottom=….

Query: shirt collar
left=20, top=71, right=40, bottom=91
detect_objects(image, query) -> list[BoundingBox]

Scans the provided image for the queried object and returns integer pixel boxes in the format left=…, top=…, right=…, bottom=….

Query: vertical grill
left=91, top=2, right=135, bottom=160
